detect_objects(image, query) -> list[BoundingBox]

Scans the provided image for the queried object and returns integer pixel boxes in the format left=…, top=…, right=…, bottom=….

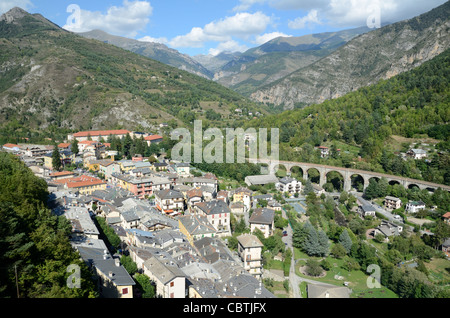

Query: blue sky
left=1, top=0, right=446, bottom=56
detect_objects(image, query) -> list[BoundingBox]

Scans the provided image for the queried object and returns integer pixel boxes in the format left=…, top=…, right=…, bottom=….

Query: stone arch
left=289, top=165, right=304, bottom=179
left=273, top=163, right=288, bottom=177
left=425, top=187, right=435, bottom=193
left=325, top=170, right=344, bottom=192
left=351, top=174, right=365, bottom=192
left=306, top=168, right=320, bottom=184
left=408, top=183, right=420, bottom=190
left=389, top=180, right=401, bottom=186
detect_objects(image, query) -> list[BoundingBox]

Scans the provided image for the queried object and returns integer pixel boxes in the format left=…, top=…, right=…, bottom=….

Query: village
left=2, top=129, right=449, bottom=299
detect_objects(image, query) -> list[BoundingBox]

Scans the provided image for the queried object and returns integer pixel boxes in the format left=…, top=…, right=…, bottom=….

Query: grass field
left=292, top=247, right=398, bottom=298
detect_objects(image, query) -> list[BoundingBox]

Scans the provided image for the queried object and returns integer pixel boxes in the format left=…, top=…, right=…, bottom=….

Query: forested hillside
left=0, top=8, right=266, bottom=143
left=0, top=152, right=97, bottom=297
left=246, top=48, right=450, bottom=185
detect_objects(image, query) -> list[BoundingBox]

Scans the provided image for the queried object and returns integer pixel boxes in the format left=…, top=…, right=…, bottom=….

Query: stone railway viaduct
left=250, top=159, right=450, bottom=193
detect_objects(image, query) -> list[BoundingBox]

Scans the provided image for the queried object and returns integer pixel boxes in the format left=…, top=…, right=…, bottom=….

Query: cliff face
left=250, top=2, right=450, bottom=109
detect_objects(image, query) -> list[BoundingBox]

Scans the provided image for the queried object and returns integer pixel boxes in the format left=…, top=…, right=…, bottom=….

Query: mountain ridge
left=0, top=7, right=265, bottom=136
left=249, top=1, right=450, bottom=109
left=79, top=29, right=214, bottom=79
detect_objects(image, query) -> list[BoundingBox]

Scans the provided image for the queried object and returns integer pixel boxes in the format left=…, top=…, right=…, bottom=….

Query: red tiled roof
left=443, top=212, right=450, bottom=219
left=3, top=143, right=19, bottom=148
left=58, top=143, right=71, bottom=148
left=49, top=171, right=75, bottom=177
left=144, top=135, right=163, bottom=141
left=54, top=175, right=106, bottom=189
left=73, top=130, right=130, bottom=137
left=79, top=140, right=100, bottom=145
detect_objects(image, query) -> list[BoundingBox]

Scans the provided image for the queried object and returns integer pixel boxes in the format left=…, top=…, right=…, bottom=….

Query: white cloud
left=63, top=0, right=153, bottom=38
left=138, top=36, right=168, bottom=44
left=288, top=9, right=321, bottom=29
left=253, top=31, right=292, bottom=45
left=208, top=40, right=249, bottom=56
left=233, top=0, right=267, bottom=12
left=169, top=11, right=273, bottom=48
left=0, top=0, right=33, bottom=14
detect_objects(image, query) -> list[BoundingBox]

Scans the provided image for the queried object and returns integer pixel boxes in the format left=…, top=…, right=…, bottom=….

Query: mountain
left=192, top=51, right=242, bottom=74
left=79, top=29, right=213, bottom=79
left=0, top=7, right=266, bottom=136
left=208, top=26, right=372, bottom=96
left=250, top=1, right=450, bottom=109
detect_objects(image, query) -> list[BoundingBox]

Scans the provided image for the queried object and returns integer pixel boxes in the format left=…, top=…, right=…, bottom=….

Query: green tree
left=52, top=144, right=62, bottom=171
left=339, top=229, right=353, bottom=254
left=71, top=138, right=79, bottom=154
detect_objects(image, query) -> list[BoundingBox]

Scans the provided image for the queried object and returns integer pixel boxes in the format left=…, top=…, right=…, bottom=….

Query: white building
left=406, top=148, right=427, bottom=160
left=276, top=177, right=302, bottom=195
left=237, top=234, right=264, bottom=281
left=405, top=201, right=426, bottom=214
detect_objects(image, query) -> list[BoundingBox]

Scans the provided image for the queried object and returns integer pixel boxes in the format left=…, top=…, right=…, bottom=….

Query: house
left=152, top=162, right=168, bottom=172
left=312, top=183, right=325, bottom=195
left=406, top=148, right=427, bottom=160
left=54, top=175, right=107, bottom=195
left=232, top=187, right=253, bottom=212
left=144, top=134, right=163, bottom=146
left=249, top=208, right=275, bottom=238
left=63, top=206, right=100, bottom=240
left=2, top=143, right=20, bottom=152
left=373, top=220, right=403, bottom=241
left=316, top=146, right=330, bottom=158
left=58, top=142, right=71, bottom=151
left=111, top=173, right=171, bottom=198
left=216, top=190, right=229, bottom=205
left=443, top=212, right=450, bottom=225
left=49, top=170, right=76, bottom=181
left=267, top=200, right=282, bottom=211
left=76, top=245, right=135, bottom=298
left=405, top=201, right=426, bottom=214
left=442, top=238, right=450, bottom=258
left=385, top=196, right=402, bottom=210
left=178, top=214, right=217, bottom=245
left=99, top=161, right=121, bottom=181
left=155, top=189, right=185, bottom=215
left=237, top=234, right=264, bottom=281
left=244, top=174, right=278, bottom=187
left=143, top=255, right=186, bottom=298
left=120, top=210, right=140, bottom=229
left=276, top=177, right=302, bottom=195
left=175, top=162, right=191, bottom=177
left=186, top=188, right=204, bottom=212
left=230, top=202, right=245, bottom=218
left=358, top=204, right=376, bottom=219
left=25, top=145, right=53, bottom=158
left=194, top=200, right=231, bottom=236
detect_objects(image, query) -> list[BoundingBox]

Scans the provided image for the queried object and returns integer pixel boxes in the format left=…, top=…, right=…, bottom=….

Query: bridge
left=249, top=159, right=450, bottom=192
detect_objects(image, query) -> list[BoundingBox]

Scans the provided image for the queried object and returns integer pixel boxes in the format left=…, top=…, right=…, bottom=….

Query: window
left=122, top=288, right=128, bottom=295
left=170, top=281, right=174, bottom=287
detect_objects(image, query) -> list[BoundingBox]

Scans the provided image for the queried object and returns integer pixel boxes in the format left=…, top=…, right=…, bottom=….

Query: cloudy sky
left=1, top=0, right=446, bottom=56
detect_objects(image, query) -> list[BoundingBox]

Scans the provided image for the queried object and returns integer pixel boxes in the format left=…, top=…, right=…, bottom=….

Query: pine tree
left=318, top=230, right=330, bottom=256
left=303, top=223, right=321, bottom=256
left=71, top=138, right=79, bottom=155
left=52, top=144, right=62, bottom=171
left=339, top=229, right=353, bottom=254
